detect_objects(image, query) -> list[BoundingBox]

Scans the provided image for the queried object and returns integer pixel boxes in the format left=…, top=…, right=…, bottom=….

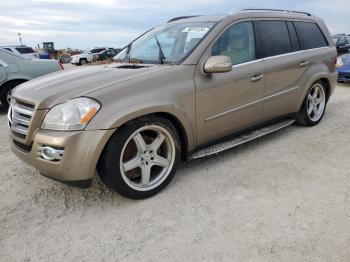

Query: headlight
left=41, top=97, right=100, bottom=131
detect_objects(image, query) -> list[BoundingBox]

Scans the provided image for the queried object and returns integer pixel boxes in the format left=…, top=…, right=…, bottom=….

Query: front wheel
left=0, top=80, right=26, bottom=109
left=297, top=81, right=327, bottom=126
left=98, top=116, right=181, bottom=199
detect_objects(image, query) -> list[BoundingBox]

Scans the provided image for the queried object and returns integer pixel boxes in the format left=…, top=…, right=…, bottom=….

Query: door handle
left=251, top=73, right=264, bottom=82
left=299, top=61, right=309, bottom=67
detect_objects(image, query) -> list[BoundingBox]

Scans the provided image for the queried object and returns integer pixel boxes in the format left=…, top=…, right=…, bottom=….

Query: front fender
left=87, top=101, right=196, bottom=152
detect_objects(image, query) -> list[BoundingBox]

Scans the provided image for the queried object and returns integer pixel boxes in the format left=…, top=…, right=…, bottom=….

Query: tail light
left=58, top=61, right=64, bottom=70
left=333, top=56, right=337, bottom=65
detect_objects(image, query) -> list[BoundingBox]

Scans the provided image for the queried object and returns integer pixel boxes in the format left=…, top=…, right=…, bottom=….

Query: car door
left=194, top=21, right=266, bottom=146
left=257, top=20, right=308, bottom=120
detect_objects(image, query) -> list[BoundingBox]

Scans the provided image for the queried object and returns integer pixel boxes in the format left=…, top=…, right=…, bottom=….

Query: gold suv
left=8, top=9, right=337, bottom=199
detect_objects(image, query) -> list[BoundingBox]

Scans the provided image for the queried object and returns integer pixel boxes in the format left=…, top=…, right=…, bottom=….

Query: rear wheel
left=297, top=81, right=327, bottom=126
left=98, top=116, right=181, bottom=199
left=0, top=80, right=26, bottom=109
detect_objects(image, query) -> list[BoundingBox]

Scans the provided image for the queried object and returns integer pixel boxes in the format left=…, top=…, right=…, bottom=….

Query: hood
left=13, top=63, right=172, bottom=109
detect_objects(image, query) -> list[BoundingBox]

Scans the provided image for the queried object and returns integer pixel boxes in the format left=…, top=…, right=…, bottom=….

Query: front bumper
left=10, top=128, right=115, bottom=186
left=337, top=71, right=350, bottom=83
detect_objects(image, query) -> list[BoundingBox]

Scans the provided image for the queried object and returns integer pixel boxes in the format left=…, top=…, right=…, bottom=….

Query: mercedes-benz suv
left=8, top=9, right=337, bottom=199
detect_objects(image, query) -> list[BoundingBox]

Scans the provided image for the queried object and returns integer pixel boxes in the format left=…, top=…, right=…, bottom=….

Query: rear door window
left=287, top=22, right=301, bottom=52
left=257, top=21, right=292, bottom=57
left=295, top=22, right=328, bottom=50
left=15, top=47, right=35, bottom=54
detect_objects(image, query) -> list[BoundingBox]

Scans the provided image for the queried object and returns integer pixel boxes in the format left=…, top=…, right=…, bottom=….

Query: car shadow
left=0, top=105, right=6, bottom=114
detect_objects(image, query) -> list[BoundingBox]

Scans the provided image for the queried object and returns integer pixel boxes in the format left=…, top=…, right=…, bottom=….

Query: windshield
left=332, top=37, right=340, bottom=44
left=114, top=21, right=216, bottom=64
left=15, top=47, right=35, bottom=54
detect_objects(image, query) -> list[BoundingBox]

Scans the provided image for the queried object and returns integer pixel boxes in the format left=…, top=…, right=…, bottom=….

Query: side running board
left=191, top=119, right=295, bottom=159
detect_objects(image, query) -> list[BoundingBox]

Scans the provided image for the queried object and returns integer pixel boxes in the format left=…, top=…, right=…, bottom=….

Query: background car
left=0, top=45, right=39, bottom=60
left=93, top=48, right=121, bottom=61
left=70, top=47, right=109, bottom=65
left=0, top=49, right=63, bottom=108
left=332, top=34, right=350, bottom=53
left=336, top=54, right=350, bottom=82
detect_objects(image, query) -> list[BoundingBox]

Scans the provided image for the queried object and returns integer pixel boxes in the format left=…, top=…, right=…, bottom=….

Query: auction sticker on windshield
left=182, top=27, right=209, bottom=33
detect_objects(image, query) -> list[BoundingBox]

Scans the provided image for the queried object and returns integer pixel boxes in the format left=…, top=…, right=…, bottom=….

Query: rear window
left=257, top=21, right=292, bottom=57
left=15, top=47, right=35, bottom=54
left=3, top=48, right=12, bottom=52
left=91, top=49, right=105, bottom=53
left=295, top=22, right=328, bottom=50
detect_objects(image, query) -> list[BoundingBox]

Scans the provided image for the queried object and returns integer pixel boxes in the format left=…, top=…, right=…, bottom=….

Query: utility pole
left=17, top=33, right=22, bottom=46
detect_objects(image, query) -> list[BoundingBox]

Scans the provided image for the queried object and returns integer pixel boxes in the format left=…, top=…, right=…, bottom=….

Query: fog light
left=37, top=146, right=64, bottom=161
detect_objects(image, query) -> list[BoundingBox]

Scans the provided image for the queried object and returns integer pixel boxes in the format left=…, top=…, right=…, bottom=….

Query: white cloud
left=0, top=0, right=349, bottom=48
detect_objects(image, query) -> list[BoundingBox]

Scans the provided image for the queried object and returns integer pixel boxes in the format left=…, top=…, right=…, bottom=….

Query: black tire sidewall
left=98, top=116, right=181, bottom=199
left=297, top=81, right=327, bottom=126
left=0, top=81, right=25, bottom=109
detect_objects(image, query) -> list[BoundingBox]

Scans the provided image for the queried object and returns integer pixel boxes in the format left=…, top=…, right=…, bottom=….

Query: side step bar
left=191, top=119, right=295, bottom=159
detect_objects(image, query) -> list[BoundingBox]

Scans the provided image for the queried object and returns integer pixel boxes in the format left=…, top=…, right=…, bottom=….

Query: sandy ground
left=1, top=84, right=350, bottom=262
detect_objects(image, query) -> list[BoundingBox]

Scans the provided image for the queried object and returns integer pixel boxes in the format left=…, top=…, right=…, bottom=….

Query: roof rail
left=237, top=8, right=312, bottom=17
left=167, top=15, right=201, bottom=23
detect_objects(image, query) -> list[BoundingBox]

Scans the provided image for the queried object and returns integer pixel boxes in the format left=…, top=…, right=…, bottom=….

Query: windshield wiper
left=154, top=35, right=166, bottom=64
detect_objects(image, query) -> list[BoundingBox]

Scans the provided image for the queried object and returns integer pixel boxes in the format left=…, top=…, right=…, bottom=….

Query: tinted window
left=3, top=48, right=12, bottom=52
left=15, top=47, right=35, bottom=54
left=91, top=49, right=105, bottom=53
left=258, top=21, right=291, bottom=57
left=212, top=22, right=256, bottom=65
left=295, top=22, right=328, bottom=49
left=287, top=22, right=301, bottom=52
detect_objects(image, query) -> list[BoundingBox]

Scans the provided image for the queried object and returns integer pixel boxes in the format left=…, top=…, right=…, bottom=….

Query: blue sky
left=0, top=0, right=348, bottom=50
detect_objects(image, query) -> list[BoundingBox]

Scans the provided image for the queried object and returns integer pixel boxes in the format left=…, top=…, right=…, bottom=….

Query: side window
left=295, top=22, right=328, bottom=50
left=212, top=22, right=256, bottom=65
left=3, top=48, right=12, bottom=52
left=287, top=22, right=301, bottom=52
left=257, top=21, right=291, bottom=57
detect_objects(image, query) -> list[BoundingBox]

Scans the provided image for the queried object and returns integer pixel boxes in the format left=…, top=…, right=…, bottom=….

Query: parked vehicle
left=71, top=48, right=109, bottom=65
left=332, top=34, right=350, bottom=53
left=93, top=48, right=121, bottom=61
left=8, top=9, right=337, bottom=199
left=0, top=49, right=63, bottom=108
left=1, top=45, right=39, bottom=60
left=336, top=54, right=350, bottom=82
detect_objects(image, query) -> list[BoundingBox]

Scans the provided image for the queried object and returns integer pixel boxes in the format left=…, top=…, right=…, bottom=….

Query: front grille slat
left=8, top=99, right=35, bottom=139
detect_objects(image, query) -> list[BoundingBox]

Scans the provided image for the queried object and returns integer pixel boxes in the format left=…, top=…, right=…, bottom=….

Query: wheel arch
left=0, top=78, right=28, bottom=91
left=94, top=110, right=194, bottom=178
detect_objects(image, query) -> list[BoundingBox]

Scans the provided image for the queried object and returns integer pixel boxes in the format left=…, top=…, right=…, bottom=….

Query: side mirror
left=203, top=56, right=232, bottom=74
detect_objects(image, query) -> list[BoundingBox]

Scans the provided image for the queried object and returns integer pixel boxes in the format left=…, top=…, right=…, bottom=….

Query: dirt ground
left=1, top=84, right=350, bottom=262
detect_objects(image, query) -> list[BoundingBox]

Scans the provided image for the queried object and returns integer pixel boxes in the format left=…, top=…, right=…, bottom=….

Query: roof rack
left=237, top=8, right=312, bottom=17
left=167, top=15, right=201, bottom=23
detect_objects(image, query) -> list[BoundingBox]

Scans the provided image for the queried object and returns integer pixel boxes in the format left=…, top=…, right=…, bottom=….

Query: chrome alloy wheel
left=119, top=125, right=176, bottom=191
left=307, top=83, right=326, bottom=122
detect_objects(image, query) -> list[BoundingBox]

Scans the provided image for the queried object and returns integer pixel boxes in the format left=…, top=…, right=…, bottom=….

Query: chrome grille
left=8, top=100, right=35, bottom=138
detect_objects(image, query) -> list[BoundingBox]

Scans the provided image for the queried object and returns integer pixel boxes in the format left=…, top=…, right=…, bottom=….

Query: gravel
left=1, top=84, right=350, bottom=262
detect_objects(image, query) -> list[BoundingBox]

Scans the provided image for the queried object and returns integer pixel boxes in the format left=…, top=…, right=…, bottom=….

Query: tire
left=297, top=81, right=327, bottom=126
left=98, top=116, right=181, bottom=199
left=79, top=58, right=88, bottom=65
left=0, top=80, right=26, bottom=109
